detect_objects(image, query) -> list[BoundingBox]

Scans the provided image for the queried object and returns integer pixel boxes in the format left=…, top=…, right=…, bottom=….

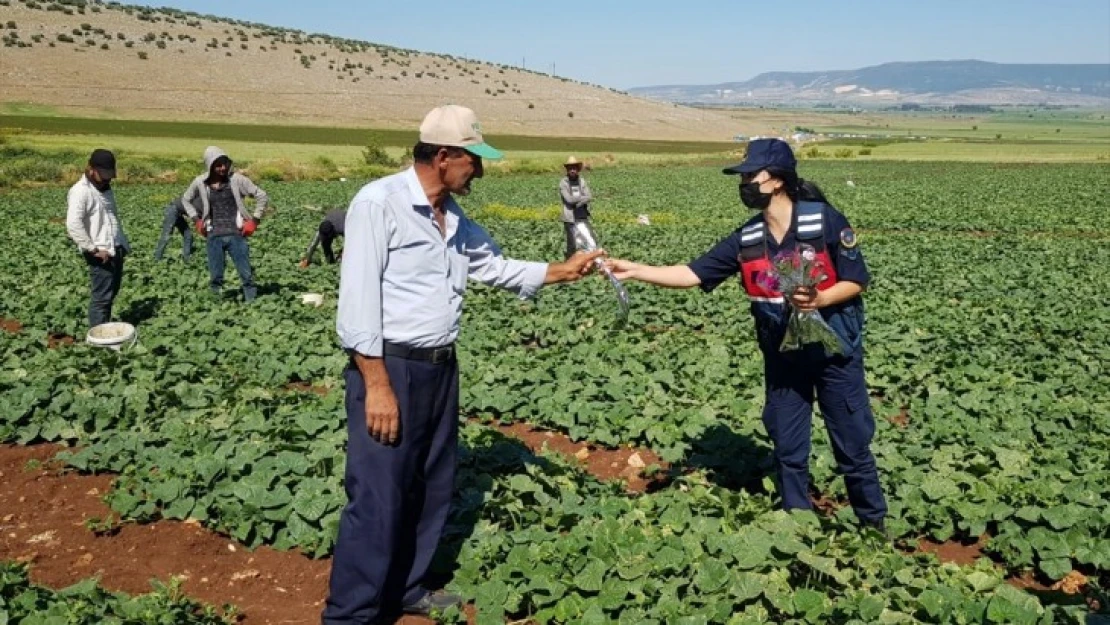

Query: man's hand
left=791, top=286, right=821, bottom=312
left=93, top=249, right=112, bottom=263
left=545, top=250, right=604, bottom=284
left=353, top=354, right=400, bottom=446
left=195, top=220, right=206, bottom=236
left=298, top=258, right=310, bottom=269
left=365, top=379, right=400, bottom=446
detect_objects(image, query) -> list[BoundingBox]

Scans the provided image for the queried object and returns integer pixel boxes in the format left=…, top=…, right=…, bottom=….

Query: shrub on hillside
left=362, top=142, right=396, bottom=168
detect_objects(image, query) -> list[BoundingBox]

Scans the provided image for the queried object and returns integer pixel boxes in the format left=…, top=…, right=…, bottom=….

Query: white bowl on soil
left=86, top=322, right=137, bottom=351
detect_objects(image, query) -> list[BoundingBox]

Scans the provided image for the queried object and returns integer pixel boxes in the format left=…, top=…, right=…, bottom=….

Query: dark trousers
left=206, top=234, right=256, bottom=301
left=761, top=346, right=887, bottom=523
left=85, top=249, right=124, bottom=328
left=323, top=355, right=459, bottom=624
left=154, top=203, right=193, bottom=261
left=563, top=221, right=578, bottom=259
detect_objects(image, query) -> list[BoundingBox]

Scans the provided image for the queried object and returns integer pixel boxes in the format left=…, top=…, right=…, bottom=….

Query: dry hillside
left=0, top=0, right=748, bottom=141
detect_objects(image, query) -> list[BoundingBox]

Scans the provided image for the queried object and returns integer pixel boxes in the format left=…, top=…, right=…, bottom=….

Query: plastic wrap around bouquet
left=572, top=222, right=630, bottom=323
left=756, top=244, right=845, bottom=355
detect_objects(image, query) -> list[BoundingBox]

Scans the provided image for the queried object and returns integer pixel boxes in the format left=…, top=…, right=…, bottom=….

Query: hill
left=0, top=0, right=743, bottom=141
left=630, top=60, right=1110, bottom=107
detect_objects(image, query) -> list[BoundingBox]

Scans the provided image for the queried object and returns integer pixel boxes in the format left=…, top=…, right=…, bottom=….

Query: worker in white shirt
left=66, top=149, right=130, bottom=328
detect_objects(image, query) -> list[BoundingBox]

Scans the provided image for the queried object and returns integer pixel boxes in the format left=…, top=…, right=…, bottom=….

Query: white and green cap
left=419, top=104, right=503, bottom=160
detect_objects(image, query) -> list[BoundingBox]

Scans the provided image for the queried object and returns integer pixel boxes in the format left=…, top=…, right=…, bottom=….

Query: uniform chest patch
left=840, top=227, right=858, bottom=249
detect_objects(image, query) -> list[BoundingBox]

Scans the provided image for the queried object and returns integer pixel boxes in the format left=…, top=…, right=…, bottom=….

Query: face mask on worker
left=739, top=181, right=773, bottom=210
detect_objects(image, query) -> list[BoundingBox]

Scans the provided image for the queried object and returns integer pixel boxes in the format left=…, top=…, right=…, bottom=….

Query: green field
left=0, top=113, right=746, bottom=189
left=718, top=107, right=1110, bottom=162
left=1, top=161, right=1108, bottom=623
left=0, top=562, right=229, bottom=624
left=0, top=114, right=738, bottom=154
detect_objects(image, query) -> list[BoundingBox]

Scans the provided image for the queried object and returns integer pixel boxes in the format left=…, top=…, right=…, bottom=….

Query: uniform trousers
left=761, top=344, right=887, bottom=522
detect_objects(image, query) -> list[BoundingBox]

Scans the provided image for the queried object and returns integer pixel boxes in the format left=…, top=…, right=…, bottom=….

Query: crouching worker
left=300, top=209, right=346, bottom=267
left=153, top=198, right=194, bottom=262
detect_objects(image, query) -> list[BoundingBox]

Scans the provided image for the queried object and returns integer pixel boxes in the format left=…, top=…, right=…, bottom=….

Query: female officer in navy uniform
left=606, top=138, right=887, bottom=530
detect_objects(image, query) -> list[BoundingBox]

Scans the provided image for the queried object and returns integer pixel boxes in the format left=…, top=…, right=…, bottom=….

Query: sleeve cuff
left=517, top=262, right=549, bottom=299
left=686, top=262, right=718, bottom=293
left=341, top=333, right=383, bottom=358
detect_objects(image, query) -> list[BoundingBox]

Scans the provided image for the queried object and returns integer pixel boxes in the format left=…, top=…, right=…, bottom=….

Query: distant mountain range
left=630, top=61, right=1110, bottom=106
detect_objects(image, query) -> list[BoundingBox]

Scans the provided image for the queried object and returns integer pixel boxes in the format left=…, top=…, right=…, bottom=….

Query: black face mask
left=739, top=182, right=772, bottom=210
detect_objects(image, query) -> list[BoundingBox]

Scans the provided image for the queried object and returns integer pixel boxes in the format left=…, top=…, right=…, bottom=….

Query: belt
left=383, top=341, right=456, bottom=364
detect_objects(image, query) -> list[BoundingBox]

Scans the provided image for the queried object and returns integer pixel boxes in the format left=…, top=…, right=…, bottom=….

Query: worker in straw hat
left=558, top=155, right=593, bottom=259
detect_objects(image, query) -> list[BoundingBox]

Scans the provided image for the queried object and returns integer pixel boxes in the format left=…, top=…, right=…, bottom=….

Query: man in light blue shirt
left=325, top=105, right=602, bottom=624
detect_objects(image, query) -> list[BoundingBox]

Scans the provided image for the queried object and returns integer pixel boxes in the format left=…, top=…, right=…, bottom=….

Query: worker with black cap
left=66, top=149, right=131, bottom=328
left=604, top=138, right=888, bottom=533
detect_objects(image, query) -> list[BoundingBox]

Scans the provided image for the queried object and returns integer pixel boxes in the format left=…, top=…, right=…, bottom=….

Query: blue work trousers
left=154, top=203, right=193, bottom=261
left=323, top=355, right=459, bottom=624
left=761, top=345, right=887, bottom=523
left=206, top=234, right=256, bottom=301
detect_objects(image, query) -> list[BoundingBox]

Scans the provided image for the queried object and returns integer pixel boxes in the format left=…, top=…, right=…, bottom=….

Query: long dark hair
left=766, top=167, right=832, bottom=206
left=797, top=179, right=832, bottom=205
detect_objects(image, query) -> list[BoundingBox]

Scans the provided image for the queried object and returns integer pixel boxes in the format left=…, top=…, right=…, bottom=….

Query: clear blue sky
left=129, top=0, right=1110, bottom=89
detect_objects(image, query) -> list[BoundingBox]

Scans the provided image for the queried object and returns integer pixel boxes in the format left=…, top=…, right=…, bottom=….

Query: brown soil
left=0, top=444, right=438, bottom=625
left=46, top=333, right=75, bottom=348
left=918, top=534, right=1092, bottom=598
left=283, top=381, right=330, bottom=397
left=1050, top=570, right=1089, bottom=595
left=47, top=217, right=65, bottom=224
left=1007, top=570, right=1054, bottom=593
left=917, top=534, right=988, bottom=566
left=810, top=494, right=846, bottom=516
left=888, top=407, right=910, bottom=428
left=484, top=421, right=668, bottom=493
left=1, top=317, right=22, bottom=334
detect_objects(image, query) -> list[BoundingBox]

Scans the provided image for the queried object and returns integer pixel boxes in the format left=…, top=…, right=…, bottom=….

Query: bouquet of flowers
left=755, top=244, right=844, bottom=355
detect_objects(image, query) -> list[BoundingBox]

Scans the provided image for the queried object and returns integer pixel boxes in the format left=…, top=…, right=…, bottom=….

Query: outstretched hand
left=546, top=250, right=605, bottom=284
left=604, top=258, right=639, bottom=281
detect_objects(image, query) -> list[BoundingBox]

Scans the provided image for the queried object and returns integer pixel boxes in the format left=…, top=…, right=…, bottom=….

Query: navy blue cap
left=722, top=138, right=796, bottom=175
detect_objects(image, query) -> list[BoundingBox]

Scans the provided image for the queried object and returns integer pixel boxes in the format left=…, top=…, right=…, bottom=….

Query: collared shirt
left=337, top=167, right=549, bottom=357
left=66, top=175, right=130, bottom=255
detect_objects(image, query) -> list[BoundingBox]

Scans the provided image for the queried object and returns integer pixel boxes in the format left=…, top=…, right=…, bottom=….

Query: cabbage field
left=1, top=161, right=1108, bottom=624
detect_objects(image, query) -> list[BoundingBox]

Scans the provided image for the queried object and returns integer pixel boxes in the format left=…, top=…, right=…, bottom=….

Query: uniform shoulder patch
left=840, top=227, right=858, bottom=249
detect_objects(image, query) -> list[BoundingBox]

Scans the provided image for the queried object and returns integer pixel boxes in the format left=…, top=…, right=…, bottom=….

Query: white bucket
left=86, top=322, right=137, bottom=351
